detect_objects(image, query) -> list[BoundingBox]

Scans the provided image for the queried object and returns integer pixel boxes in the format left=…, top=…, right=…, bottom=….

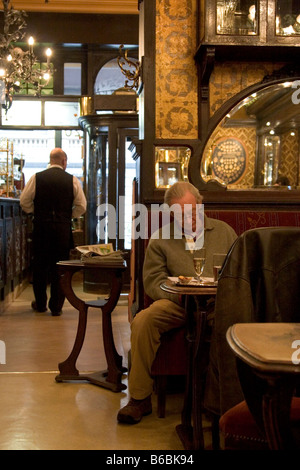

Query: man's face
left=170, top=191, right=203, bottom=234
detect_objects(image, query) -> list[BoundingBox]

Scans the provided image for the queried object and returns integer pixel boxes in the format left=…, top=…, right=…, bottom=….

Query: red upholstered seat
left=219, top=398, right=300, bottom=450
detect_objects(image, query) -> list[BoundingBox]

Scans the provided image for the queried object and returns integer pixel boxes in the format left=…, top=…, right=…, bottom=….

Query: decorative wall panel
left=280, top=130, right=299, bottom=186
left=14, top=217, right=21, bottom=276
left=156, top=0, right=198, bottom=139
left=0, top=200, right=28, bottom=309
left=0, top=221, right=3, bottom=288
left=5, top=218, right=14, bottom=280
left=205, top=126, right=256, bottom=188
left=209, top=62, right=286, bottom=116
left=21, top=219, right=27, bottom=272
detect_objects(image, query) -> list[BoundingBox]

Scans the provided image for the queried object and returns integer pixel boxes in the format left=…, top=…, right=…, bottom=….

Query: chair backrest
left=205, top=227, right=300, bottom=416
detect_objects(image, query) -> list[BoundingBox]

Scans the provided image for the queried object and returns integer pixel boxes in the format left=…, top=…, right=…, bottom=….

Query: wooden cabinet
left=199, top=0, right=300, bottom=46
left=199, top=0, right=263, bottom=45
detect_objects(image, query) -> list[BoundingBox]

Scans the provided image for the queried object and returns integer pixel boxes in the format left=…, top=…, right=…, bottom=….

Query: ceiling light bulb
left=46, top=48, right=52, bottom=57
left=28, top=36, right=34, bottom=46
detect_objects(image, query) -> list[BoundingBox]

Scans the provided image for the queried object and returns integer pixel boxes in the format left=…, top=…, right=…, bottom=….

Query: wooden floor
left=0, top=277, right=214, bottom=451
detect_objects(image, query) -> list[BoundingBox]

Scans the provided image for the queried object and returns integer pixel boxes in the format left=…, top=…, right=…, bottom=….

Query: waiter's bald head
left=49, top=148, right=67, bottom=170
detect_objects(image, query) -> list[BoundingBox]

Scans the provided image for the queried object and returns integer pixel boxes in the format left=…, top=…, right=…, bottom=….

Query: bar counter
left=0, top=197, right=29, bottom=312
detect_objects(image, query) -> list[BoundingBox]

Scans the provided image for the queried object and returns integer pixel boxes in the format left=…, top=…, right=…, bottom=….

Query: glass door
left=117, top=129, right=139, bottom=251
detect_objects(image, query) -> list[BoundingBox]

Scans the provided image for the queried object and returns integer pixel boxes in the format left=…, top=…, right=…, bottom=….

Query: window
left=2, top=101, right=42, bottom=126
left=64, top=63, right=82, bottom=95
left=44, top=101, right=80, bottom=126
left=94, top=57, right=137, bottom=95
left=14, top=62, right=54, bottom=96
left=0, top=129, right=84, bottom=184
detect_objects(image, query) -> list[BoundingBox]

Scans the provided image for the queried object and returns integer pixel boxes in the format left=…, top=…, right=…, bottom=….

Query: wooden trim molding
left=9, top=1, right=139, bottom=15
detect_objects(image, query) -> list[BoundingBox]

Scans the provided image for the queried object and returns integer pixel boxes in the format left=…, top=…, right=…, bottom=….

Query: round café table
left=55, top=259, right=127, bottom=392
left=226, top=322, right=300, bottom=450
left=160, top=278, right=217, bottom=450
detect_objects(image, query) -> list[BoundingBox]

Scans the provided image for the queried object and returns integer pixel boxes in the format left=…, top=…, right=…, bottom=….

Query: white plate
left=168, top=276, right=215, bottom=286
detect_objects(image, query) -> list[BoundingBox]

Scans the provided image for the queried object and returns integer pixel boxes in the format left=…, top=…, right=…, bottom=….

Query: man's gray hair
left=164, top=181, right=203, bottom=206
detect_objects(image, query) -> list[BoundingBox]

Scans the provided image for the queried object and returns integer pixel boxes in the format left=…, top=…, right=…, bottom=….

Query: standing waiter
left=20, top=148, right=87, bottom=316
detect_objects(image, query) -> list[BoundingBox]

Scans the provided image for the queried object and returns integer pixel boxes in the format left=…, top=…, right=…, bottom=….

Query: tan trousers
left=129, top=299, right=186, bottom=400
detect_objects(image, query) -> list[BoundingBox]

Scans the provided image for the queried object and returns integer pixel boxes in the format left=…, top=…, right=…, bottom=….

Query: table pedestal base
left=56, top=261, right=127, bottom=394
left=176, top=424, right=194, bottom=451
left=55, top=369, right=127, bottom=392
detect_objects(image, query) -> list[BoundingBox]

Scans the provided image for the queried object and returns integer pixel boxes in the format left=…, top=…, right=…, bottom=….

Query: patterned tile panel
left=209, top=62, right=286, bottom=116
left=156, top=0, right=198, bottom=139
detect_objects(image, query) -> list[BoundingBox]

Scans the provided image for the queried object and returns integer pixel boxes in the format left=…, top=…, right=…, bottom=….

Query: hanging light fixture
left=0, top=0, right=54, bottom=112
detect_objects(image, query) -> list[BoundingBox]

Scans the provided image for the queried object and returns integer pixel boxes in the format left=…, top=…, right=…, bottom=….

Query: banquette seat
left=128, top=199, right=300, bottom=419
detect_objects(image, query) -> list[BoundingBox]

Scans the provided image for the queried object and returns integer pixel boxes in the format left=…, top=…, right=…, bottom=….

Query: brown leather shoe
left=117, top=396, right=152, bottom=424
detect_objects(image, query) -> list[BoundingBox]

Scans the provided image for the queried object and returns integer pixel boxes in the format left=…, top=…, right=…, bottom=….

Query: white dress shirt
left=20, top=164, right=87, bottom=218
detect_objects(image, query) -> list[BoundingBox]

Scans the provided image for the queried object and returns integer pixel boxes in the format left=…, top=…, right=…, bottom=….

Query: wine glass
left=193, top=248, right=206, bottom=284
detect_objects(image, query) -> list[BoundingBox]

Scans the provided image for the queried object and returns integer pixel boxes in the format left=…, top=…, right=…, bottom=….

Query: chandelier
left=0, top=0, right=54, bottom=112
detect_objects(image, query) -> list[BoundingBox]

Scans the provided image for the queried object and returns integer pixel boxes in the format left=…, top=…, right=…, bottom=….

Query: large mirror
left=200, top=79, right=300, bottom=190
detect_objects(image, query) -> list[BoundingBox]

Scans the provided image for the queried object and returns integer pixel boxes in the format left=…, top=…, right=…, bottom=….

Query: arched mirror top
left=198, top=73, right=300, bottom=192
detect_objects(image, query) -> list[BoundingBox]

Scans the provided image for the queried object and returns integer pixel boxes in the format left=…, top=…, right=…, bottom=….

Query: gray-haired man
left=117, top=181, right=237, bottom=424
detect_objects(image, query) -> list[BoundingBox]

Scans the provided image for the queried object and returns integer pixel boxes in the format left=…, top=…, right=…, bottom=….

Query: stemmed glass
left=193, top=248, right=206, bottom=284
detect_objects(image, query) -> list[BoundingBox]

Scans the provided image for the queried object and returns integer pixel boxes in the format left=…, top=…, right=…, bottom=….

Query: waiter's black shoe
left=31, top=301, right=47, bottom=313
left=50, top=310, right=62, bottom=317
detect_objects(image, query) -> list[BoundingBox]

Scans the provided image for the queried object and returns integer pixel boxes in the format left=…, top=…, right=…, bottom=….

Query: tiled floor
left=0, top=277, right=213, bottom=450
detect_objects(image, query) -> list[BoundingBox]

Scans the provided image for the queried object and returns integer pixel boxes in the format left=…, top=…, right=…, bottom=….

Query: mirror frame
left=189, top=65, right=300, bottom=192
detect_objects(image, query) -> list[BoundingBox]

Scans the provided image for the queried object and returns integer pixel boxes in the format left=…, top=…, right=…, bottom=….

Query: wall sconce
left=117, top=44, right=140, bottom=91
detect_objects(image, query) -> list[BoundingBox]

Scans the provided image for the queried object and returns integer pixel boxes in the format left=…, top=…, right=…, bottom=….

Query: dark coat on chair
left=204, top=227, right=300, bottom=417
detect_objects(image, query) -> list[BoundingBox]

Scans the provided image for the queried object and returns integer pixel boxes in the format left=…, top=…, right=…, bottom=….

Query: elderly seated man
left=117, top=181, right=237, bottom=424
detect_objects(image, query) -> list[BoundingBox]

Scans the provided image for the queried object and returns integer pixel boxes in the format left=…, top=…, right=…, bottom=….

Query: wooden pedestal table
left=55, top=259, right=127, bottom=392
left=227, top=322, right=300, bottom=450
left=160, top=279, right=217, bottom=450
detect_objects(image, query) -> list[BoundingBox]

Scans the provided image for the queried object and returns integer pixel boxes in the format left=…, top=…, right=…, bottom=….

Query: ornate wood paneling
left=0, top=220, right=3, bottom=288
left=0, top=200, right=28, bottom=306
left=14, top=216, right=22, bottom=276
left=10, top=1, right=139, bottom=14
left=5, top=218, right=14, bottom=280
